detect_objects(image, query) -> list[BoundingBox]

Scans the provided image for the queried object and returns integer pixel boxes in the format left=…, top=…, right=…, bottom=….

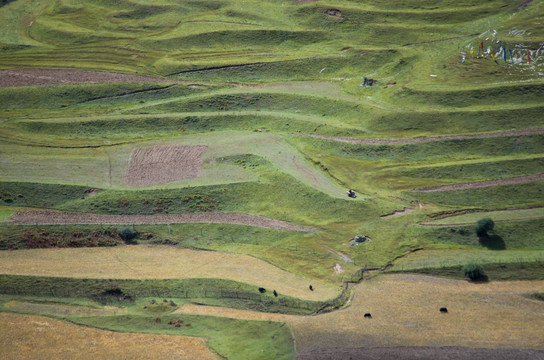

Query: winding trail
left=412, top=173, right=544, bottom=192
left=4, top=210, right=314, bottom=232
left=293, top=128, right=544, bottom=145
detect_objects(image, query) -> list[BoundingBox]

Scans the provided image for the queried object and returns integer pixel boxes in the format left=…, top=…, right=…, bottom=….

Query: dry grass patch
left=126, top=145, right=207, bottom=187
left=0, top=246, right=336, bottom=301
left=4, top=300, right=127, bottom=317
left=0, top=313, right=218, bottom=360
left=178, top=274, right=544, bottom=352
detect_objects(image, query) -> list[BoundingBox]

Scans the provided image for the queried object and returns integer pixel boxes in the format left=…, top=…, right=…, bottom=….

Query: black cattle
left=309, top=285, right=314, bottom=291
left=440, top=307, right=448, bottom=313
left=258, top=287, right=266, bottom=293
left=273, top=290, right=278, bottom=297
left=364, top=313, right=372, bottom=319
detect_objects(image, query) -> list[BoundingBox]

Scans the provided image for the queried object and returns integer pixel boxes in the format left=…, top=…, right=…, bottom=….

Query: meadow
left=1, top=0, right=543, bottom=358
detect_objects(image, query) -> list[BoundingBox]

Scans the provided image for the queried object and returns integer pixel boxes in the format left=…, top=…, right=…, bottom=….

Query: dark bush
left=118, top=226, right=138, bottom=244
left=476, top=218, right=494, bottom=238
left=463, top=263, right=485, bottom=281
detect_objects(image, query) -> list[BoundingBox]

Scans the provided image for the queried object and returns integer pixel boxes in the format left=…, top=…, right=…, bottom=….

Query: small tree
left=118, top=226, right=138, bottom=244
left=476, top=218, right=494, bottom=238
left=463, top=263, right=484, bottom=281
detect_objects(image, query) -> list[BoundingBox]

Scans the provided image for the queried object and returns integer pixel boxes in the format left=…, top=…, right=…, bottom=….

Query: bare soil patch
left=412, top=173, right=544, bottom=192
left=5, top=210, right=314, bottom=232
left=294, top=128, right=544, bottom=145
left=126, top=145, right=207, bottom=187
left=0, top=69, right=177, bottom=87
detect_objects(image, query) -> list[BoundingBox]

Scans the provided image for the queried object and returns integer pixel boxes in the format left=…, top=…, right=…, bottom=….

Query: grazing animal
left=155, top=317, right=161, bottom=323
left=309, top=285, right=314, bottom=291
left=273, top=290, right=278, bottom=297
left=258, top=287, right=266, bottom=293
left=364, top=313, right=372, bottom=319
left=440, top=307, right=448, bottom=313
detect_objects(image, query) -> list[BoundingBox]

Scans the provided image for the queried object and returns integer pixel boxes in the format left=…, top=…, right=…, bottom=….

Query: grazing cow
left=155, top=317, right=161, bottom=323
left=364, top=313, right=372, bottom=319
left=258, top=287, right=266, bottom=293
left=309, top=285, right=314, bottom=291
left=273, top=290, right=278, bottom=297
left=440, top=307, right=448, bottom=313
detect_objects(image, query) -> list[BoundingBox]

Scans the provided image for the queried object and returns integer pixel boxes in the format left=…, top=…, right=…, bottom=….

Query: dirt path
left=412, top=173, right=544, bottom=192
left=4, top=210, right=314, bottom=232
left=292, top=155, right=319, bottom=187
left=293, top=128, right=544, bottom=145
left=381, top=207, right=414, bottom=217
left=0, top=69, right=177, bottom=87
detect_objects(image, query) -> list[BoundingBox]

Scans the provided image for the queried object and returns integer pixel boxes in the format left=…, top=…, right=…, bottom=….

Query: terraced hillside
left=1, top=0, right=543, bottom=359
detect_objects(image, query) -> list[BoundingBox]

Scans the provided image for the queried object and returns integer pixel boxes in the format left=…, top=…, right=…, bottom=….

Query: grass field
left=1, top=0, right=543, bottom=358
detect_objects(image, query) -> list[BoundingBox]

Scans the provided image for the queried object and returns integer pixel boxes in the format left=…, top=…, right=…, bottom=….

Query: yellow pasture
left=177, top=274, right=544, bottom=352
left=0, top=245, right=337, bottom=301
left=0, top=313, right=218, bottom=360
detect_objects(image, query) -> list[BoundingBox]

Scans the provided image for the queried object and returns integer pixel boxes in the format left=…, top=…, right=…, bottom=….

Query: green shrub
left=463, top=263, right=485, bottom=281
left=476, top=218, right=494, bottom=238
left=118, top=227, right=138, bottom=244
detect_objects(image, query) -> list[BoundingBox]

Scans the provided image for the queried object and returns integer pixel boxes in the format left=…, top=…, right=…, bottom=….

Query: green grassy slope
left=1, top=0, right=544, bottom=356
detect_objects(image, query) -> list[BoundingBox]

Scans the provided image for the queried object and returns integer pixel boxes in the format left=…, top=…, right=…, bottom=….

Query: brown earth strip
left=4, top=210, right=314, bottom=232
left=296, top=347, right=544, bottom=360
left=412, top=173, right=544, bottom=192
left=125, top=145, right=207, bottom=187
left=0, top=69, right=177, bottom=87
left=293, top=128, right=544, bottom=145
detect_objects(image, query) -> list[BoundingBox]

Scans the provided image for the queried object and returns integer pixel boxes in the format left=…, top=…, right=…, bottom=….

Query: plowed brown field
left=126, top=145, right=207, bottom=187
